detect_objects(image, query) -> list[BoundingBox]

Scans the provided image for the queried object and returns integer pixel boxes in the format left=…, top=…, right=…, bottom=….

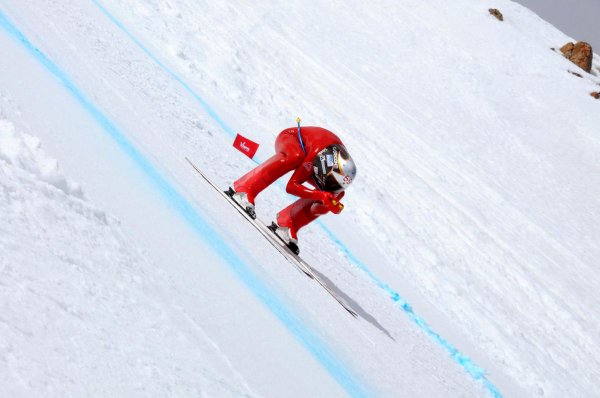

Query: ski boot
left=268, top=222, right=300, bottom=255
left=225, top=187, right=256, bottom=219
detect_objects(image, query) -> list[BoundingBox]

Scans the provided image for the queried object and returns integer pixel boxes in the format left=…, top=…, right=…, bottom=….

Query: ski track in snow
left=0, top=11, right=373, bottom=398
left=86, top=1, right=600, bottom=396
left=87, top=1, right=503, bottom=396
left=0, top=3, right=487, bottom=397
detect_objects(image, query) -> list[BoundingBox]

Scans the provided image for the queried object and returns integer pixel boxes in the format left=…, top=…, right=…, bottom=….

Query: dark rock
left=568, top=70, right=583, bottom=78
left=489, top=9, right=503, bottom=21
left=591, top=92, right=600, bottom=99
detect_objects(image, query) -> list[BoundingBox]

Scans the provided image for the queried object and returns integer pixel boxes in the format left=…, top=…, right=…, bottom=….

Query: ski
left=185, top=157, right=358, bottom=318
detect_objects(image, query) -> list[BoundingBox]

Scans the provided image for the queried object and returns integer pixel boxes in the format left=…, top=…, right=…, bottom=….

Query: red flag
left=233, top=133, right=259, bottom=159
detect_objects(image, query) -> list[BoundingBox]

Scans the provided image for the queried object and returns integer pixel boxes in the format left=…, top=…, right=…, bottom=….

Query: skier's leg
left=276, top=198, right=329, bottom=240
left=233, top=131, right=303, bottom=204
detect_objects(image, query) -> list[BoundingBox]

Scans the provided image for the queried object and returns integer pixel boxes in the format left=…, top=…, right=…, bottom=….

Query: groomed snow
left=0, top=120, right=258, bottom=396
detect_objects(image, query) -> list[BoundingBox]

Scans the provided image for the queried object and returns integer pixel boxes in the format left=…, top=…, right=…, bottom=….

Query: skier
left=228, top=124, right=357, bottom=254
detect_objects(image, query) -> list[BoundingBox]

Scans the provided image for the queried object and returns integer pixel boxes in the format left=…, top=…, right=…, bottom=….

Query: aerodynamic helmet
left=312, top=144, right=357, bottom=192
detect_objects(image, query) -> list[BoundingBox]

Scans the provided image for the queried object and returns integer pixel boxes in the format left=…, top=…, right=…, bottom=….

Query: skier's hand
left=314, top=190, right=336, bottom=204
left=316, top=192, right=344, bottom=214
left=329, top=199, right=344, bottom=214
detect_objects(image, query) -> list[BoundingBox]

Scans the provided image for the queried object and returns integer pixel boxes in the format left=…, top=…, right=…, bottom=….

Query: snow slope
left=2, top=1, right=600, bottom=397
left=0, top=120, right=259, bottom=397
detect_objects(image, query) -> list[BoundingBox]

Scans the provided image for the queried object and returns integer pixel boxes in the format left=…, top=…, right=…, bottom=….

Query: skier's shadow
left=310, top=268, right=395, bottom=341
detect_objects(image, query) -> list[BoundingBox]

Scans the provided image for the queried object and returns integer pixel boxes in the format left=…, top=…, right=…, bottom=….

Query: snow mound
left=0, top=120, right=255, bottom=397
left=0, top=119, right=82, bottom=198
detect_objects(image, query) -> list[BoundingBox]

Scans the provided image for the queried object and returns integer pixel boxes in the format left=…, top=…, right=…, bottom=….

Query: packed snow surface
left=1, top=1, right=600, bottom=397
left=0, top=120, right=258, bottom=397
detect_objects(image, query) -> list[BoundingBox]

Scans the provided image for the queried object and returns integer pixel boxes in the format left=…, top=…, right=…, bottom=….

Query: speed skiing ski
left=185, top=157, right=358, bottom=318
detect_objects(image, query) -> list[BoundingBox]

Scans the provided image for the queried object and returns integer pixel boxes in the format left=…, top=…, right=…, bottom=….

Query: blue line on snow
left=0, top=10, right=371, bottom=398
left=319, top=224, right=503, bottom=398
left=88, top=3, right=503, bottom=397
left=90, top=0, right=237, bottom=140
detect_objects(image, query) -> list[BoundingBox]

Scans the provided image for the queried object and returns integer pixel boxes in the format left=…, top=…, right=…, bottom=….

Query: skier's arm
left=308, top=190, right=345, bottom=215
left=287, top=162, right=344, bottom=215
left=286, top=161, right=334, bottom=203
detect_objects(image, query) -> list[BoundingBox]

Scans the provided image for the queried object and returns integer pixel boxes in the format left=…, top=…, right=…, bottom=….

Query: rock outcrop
left=560, top=42, right=593, bottom=73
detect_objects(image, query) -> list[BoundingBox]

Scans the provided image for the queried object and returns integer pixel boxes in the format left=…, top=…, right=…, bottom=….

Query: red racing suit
left=234, top=126, right=346, bottom=240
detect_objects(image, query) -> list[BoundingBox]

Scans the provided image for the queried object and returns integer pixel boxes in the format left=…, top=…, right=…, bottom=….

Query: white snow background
left=1, top=1, right=600, bottom=397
